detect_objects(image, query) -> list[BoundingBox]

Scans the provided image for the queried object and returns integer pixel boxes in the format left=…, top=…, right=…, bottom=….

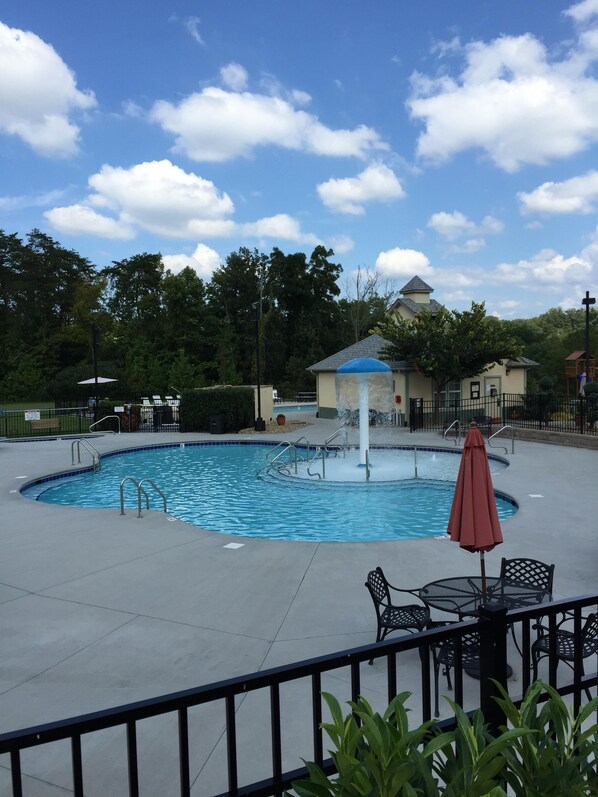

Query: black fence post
left=477, top=603, right=509, bottom=735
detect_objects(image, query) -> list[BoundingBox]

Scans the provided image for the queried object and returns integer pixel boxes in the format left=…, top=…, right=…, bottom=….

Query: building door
left=484, top=376, right=502, bottom=420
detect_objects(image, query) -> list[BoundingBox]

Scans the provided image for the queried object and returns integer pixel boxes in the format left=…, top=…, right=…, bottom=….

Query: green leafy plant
left=287, top=683, right=598, bottom=797
left=494, top=680, right=598, bottom=797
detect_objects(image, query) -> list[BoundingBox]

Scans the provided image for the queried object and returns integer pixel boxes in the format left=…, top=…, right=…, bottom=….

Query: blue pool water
left=275, top=403, right=317, bottom=413
left=22, top=443, right=517, bottom=543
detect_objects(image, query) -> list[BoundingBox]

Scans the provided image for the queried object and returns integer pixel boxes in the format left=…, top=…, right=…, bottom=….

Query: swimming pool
left=275, top=403, right=317, bottom=413
left=22, top=442, right=517, bottom=543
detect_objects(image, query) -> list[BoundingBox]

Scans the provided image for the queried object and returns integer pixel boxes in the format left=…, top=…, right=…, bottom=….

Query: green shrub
left=180, top=386, right=253, bottom=432
left=288, top=682, right=598, bottom=797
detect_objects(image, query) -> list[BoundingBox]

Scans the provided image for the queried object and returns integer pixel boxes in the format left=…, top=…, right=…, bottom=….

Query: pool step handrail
left=136, top=479, right=167, bottom=518
left=71, top=438, right=101, bottom=471
left=89, top=415, right=121, bottom=434
left=119, top=476, right=150, bottom=516
left=324, top=427, right=349, bottom=457
left=488, top=424, right=514, bottom=455
left=119, top=477, right=167, bottom=517
left=306, top=447, right=325, bottom=479
left=443, top=419, right=461, bottom=446
left=266, top=438, right=310, bottom=474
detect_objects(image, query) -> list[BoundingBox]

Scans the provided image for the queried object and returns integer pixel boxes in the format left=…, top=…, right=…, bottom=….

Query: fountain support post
left=335, top=357, right=393, bottom=474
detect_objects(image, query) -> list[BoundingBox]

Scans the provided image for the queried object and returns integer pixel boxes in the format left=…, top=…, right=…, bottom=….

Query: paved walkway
left=0, top=416, right=596, bottom=795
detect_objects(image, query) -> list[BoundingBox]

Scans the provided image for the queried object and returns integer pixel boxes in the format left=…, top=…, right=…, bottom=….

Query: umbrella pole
left=480, top=551, right=487, bottom=601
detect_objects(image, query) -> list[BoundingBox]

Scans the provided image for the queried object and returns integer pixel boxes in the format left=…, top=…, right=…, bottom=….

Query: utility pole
left=582, top=290, right=596, bottom=388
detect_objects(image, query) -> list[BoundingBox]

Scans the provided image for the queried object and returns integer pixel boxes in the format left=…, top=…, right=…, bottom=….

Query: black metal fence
left=0, top=404, right=182, bottom=438
left=0, top=594, right=595, bottom=797
left=410, top=392, right=598, bottom=436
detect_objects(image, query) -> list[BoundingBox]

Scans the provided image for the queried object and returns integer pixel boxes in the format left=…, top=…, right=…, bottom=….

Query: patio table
left=419, top=576, right=550, bottom=618
left=419, top=576, right=552, bottom=678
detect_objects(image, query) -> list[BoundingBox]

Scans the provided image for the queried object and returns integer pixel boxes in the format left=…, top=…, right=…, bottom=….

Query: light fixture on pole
left=252, top=301, right=266, bottom=431
left=582, top=290, right=595, bottom=388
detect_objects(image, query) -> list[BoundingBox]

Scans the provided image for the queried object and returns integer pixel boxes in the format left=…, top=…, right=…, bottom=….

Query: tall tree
left=376, top=302, right=522, bottom=400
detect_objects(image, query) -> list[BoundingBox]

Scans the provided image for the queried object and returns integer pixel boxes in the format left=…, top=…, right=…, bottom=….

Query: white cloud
left=375, top=248, right=433, bottom=277
left=518, top=170, right=598, bottom=214
left=163, top=244, right=222, bottom=279
left=45, top=204, right=135, bottom=239
left=494, top=248, right=592, bottom=285
left=427, top=211, right=504, bottom=245
left=185, top=16, right=205, bottom=46
left=450, top=237, right=486, bottom=254
left=240, top=214, right=320, bottom=245
left=0, top=188, right=67, bottom=211
left=220, top=63, right=248, bottom=91
left=408, top=27, right=598, bottom=171
left=428, top=210, right=475, bottom=240
left=150, top=83, right=386, bottom=162
left=327, top=234, right=354, bottom=255
left=565, top=0, right=598, bottom=22
left=0, top=21, right=96, bottom=157
left=45, top=159, right=320, bottom=245
left=317, top=163, right=404, bottom=214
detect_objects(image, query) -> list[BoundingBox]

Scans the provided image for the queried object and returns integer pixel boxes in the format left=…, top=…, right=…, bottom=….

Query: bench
left=30, top=418, right=60, bottom=432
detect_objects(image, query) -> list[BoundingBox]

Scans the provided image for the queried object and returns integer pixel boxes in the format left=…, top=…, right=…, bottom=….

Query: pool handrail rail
left=443, top=419, right=461, bottom=446
left=71, top=438, right=101, bottom=471
left=488, top=425, right=515, bottom=455
left=89, top=415, right=120, bottom=434
left=137, top=479, right=167, bottom=518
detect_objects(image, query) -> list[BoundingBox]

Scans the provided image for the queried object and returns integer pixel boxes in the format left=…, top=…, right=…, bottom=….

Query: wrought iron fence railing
left=0, top=594, right=595, bottom=797
left=0, top=404, right=184, bottom=437
left=410, top=392, right=598, bottom=436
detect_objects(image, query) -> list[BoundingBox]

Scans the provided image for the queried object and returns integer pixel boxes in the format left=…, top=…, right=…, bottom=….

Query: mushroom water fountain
left=335, top=357, right=394, bottom=467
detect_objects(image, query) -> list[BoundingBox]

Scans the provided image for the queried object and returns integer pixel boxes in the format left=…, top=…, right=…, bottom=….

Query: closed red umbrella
left=448, top=421, right=503, bottom=599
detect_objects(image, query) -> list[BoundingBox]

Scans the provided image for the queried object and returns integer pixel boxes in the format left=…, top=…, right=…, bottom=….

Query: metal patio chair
left=431, top=628, right=481, bottom=716
left=497, top=557, right=555, bottom=654
left=532, top=612, right=598, bottom=701
left=365, top=567, right=430, bottom=664
left=498, top=557, right=555, bottom=601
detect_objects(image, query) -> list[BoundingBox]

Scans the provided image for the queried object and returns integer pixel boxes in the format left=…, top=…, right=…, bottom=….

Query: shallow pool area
left=21, top=442, right=517, bottom=542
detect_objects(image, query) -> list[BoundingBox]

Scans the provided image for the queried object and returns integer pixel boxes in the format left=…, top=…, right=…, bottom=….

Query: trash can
left=209, top=411, right=225, bottom=434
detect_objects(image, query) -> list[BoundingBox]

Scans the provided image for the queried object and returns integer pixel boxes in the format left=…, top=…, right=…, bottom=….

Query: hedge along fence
left=181, top=386, right=254, bottom=433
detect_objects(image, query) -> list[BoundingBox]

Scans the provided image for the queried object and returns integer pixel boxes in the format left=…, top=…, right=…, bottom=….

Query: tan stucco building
left=309, top=276, right=536, bottom=423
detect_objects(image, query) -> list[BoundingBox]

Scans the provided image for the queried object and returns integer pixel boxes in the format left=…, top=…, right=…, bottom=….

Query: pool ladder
left=71, top=439, right=101, bottom=471
left=120, top=476, right=168, bottom=518
left=266, top=437, right=310, bottom=474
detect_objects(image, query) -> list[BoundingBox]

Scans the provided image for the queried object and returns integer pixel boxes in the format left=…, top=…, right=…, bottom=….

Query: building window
left=440, top=379, right=461, bottom=408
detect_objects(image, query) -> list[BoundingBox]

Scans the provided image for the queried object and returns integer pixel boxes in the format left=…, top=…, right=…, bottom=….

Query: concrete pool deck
left=0, top=416, right=596, bottom=795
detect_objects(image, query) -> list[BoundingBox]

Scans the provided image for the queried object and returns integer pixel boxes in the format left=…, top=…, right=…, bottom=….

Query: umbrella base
left=464, top=660, right=513, bottom=680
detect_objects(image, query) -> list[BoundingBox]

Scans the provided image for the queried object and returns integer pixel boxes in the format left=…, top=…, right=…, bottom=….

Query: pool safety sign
left=24, top=410, right=40, bottom=421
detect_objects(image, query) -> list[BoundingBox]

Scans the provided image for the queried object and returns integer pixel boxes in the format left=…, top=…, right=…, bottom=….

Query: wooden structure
left=565, top=351, right=596, bottom=397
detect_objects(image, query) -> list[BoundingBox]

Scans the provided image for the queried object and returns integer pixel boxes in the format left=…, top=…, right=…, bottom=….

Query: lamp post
left=252, top=301, right=266, bottom=431
left=91, top=323, right=99, bottom=423
left=582, top=290, right=596, bottom=388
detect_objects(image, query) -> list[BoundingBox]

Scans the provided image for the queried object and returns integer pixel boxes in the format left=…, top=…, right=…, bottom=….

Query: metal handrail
left=119, top=476, right=149, bottom=516
left=365, top=449, right=371, bottom=481
left=443, top=419, right=461, bottom=446
left=89, top=415, right=120, bottom=434
left=324, top=427, right=349, bottom=457
left=414, top=446, right=418, bottom=478
left=307, top=447, right=325, bottom=479
left=293, top=436, right=310, bottom=463
left=266, top=440, right=293, bottom=463
left=137, top=479, right=167, bottom=518
left=71, top=438, right=101, bottom=471
left=488, top=424, right=515, bottom=455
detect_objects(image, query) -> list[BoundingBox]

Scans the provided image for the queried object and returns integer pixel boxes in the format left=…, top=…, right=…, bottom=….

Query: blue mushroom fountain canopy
left=335, top=357, right=394, bottom=426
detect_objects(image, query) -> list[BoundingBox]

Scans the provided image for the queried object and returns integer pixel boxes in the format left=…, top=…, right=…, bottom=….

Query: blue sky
left=2, top=1, right=598, bottom=318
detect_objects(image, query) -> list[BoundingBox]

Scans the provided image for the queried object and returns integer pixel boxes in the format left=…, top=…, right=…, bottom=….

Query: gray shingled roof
left=399, top=275, right=434, bottom=294
left=308, top=334, right=408, bottom=372
left=506, top=356, right=538, bottom=368
left=393, top=297, right=443, bottom=315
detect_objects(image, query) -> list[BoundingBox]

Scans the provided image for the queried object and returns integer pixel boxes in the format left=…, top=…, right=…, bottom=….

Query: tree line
left=0, top=228, right=595, bottom=403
